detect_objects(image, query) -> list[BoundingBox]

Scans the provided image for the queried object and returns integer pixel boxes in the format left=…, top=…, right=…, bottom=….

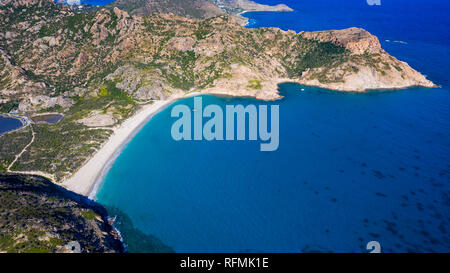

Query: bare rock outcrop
left=18, top=95, right=74, bottom=113
left=78, top=112, right=117, bottom=127
left=106, top=65, right=173, bottom=100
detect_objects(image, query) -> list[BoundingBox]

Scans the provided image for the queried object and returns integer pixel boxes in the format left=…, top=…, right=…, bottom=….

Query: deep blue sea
left=0, top=116, right=22, bottom=135
left=94, top=0, right=450, bottom=252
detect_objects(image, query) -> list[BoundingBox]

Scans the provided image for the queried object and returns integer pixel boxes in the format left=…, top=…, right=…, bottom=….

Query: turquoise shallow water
left=95, top=0, right=450, bottom=252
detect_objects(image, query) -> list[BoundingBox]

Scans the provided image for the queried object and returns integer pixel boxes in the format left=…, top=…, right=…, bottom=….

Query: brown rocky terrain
left=0, top=0, right=435, bottom=112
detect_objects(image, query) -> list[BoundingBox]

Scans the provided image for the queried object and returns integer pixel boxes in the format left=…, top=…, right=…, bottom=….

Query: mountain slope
left=106, top=0, right=225, bottom=19
left=0, top=0, right=434, bottom=104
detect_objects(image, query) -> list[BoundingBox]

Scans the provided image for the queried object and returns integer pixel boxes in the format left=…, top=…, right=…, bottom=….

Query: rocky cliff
left=0, top=174, right=123, bottom=253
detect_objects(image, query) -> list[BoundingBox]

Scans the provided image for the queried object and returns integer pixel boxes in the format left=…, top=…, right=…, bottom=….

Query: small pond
left=31, top=114, right=63, bottom=124
left=0, top=115, right=23, bottom=135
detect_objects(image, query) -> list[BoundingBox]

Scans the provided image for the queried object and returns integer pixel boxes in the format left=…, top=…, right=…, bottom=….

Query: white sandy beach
left=63, top=92, right=198, bottom=198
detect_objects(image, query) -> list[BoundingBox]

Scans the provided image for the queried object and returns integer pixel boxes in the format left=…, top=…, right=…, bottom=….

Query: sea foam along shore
left=63, top=92, right=200, bottom=198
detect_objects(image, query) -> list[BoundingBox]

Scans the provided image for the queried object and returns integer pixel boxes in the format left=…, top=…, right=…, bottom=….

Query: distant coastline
left=233, top=1, right=294, bottom=26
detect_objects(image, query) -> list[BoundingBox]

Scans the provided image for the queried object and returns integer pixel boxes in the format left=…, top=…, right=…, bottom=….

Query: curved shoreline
left=63, top=92, right=200, bottom=198
left=62, top=78, right=437, bottom=198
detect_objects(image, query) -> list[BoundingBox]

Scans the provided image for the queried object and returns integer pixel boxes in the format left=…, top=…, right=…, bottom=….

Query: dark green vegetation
left=290, top=36, right=348, bottom=76
left=9, top=123, right=112, bottom=181
left=247, top=79, right=262, bottom=89
left=0, top=100, right=19, bottom=113
left=0, top=126, right=32, bottom=172
left=0, top=174, right=123, bottom=253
